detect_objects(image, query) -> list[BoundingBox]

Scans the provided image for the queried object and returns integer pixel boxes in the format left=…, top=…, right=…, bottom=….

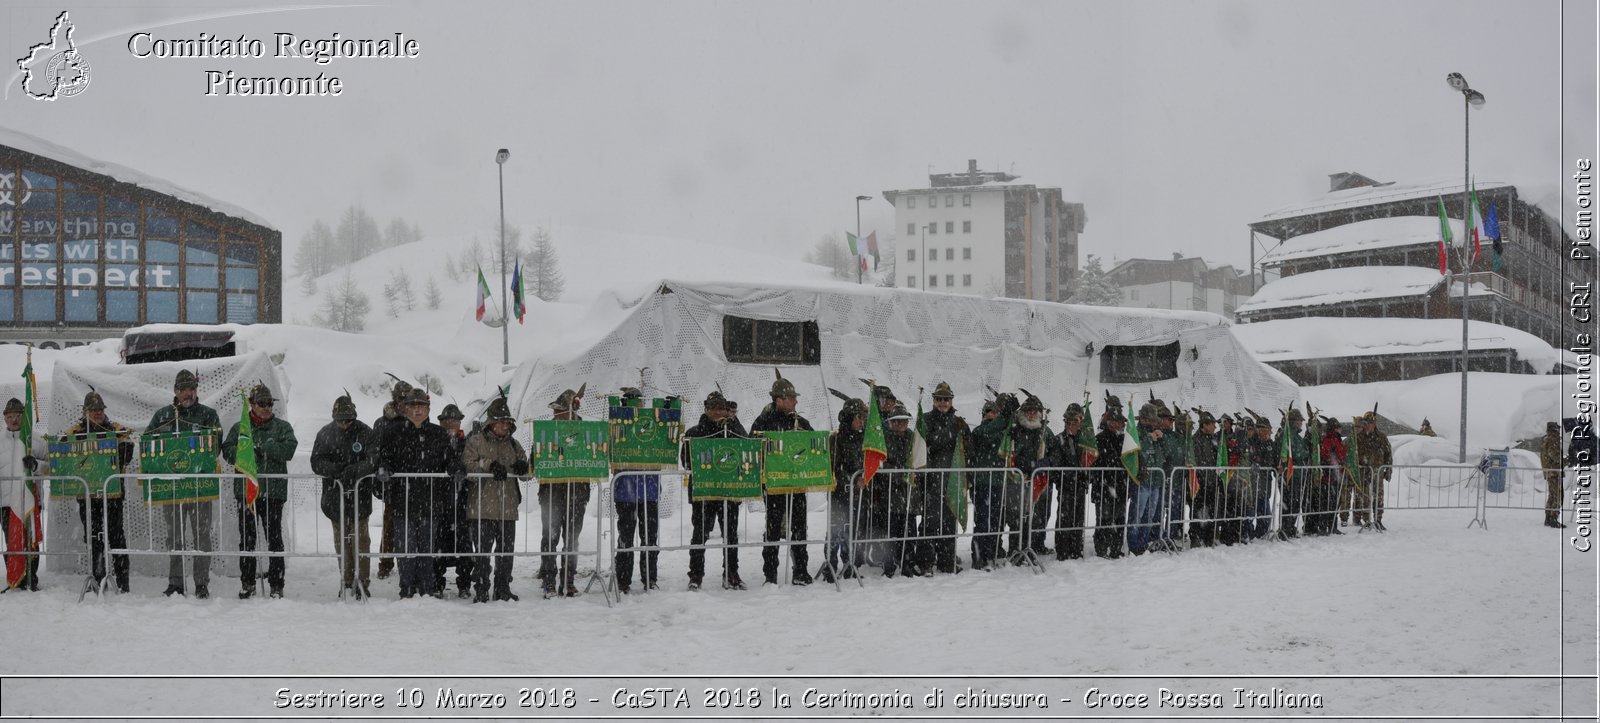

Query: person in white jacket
left=1, top=397, right=43, bottom=591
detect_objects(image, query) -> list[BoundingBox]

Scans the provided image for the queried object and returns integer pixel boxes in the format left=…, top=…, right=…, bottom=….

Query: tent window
left=1099, top=342, right=1179, bottom=384
left=723, top=315, right=821, bottom=365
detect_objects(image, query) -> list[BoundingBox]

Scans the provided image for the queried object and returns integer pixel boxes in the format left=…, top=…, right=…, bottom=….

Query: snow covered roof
left=1258, top=216, right=1452, bottom=265
left=1257, top=176, right=1514, bottom=226
left=1231, top=317, right=1561, bottom=372
left=1235, top=266, right=1445, bottom=313
left=0, top=125, right=276, bottom=230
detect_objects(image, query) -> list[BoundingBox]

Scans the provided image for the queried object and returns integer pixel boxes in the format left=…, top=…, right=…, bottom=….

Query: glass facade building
left=0, top=140, right=281, bottom=345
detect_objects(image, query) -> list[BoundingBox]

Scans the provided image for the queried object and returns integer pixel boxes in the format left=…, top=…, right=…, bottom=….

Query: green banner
left=46, top=434, right=124, bottom=498
left=138, top=430, right=221, bottom=505
left=686, top=437, right=763, bottom=501
left=529, top=420, right=610, bottom=483
left=607, top=398, right=683, bottom=470
left=762, top=430, right=833, bottom=495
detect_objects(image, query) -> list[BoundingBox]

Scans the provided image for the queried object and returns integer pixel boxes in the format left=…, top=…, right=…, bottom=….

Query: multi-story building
left=1105, top=254, right=1252, bottom=315
left=1233, top=172, right=1581, bottom=385
left=1, top=127, right=281, bottom=348
left=882, top=160, right=1085, bottom=301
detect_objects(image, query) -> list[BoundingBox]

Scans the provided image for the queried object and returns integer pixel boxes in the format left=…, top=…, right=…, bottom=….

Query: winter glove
left=22, top=455, right=38, bottom=474
left=375, top=467, right=392, bottom=484
left=489, top=461, right=508, bottom=481
left=511, top=459, right=530, bottom=477
left=447, top=459, right=468, bottom=479
left=117, top=441, right=135, bottom=469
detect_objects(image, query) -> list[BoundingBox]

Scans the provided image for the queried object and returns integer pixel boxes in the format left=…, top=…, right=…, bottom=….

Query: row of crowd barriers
left=3, top=460, right=1578, bottom=603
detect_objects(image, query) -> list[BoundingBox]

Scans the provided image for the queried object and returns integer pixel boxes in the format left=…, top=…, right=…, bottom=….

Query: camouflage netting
left=43, top=352, right=288, bottom=576
left=510, top=281, right=1301, bottom=432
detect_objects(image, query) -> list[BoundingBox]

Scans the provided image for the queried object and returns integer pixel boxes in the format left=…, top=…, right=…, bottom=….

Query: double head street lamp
left=1446, top=72, right=1485, bottom=463
left=495, top=147, right=510, bottom=367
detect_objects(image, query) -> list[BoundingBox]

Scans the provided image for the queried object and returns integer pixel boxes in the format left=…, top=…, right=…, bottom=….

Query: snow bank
left=1301, top=372, right=1575, bottom=450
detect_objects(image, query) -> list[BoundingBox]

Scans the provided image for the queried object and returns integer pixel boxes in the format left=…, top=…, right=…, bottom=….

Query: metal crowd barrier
left=1382, top=463, right=1580, bottom=529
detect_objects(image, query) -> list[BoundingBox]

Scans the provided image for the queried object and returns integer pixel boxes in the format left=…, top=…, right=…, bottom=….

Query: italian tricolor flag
left=1121, top=419, right=1141, bottom=484
left=475, top=266, right=492, bottom=322
left=861, top=383, right=886, bottom=487
left=236, top=390, right=259, bottom=510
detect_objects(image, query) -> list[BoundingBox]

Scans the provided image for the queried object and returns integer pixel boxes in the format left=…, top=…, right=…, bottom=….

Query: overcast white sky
left=4, top=0, right=1595, bottom=273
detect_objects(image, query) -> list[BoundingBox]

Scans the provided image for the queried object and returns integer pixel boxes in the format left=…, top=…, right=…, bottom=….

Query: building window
left=963, top=221, right=972, bottom=234
left=962, top=194, right=971, bottom=207
left=963, top=247, right=972, bottom=259
left=907, top=223, right=915, bottom=236
left=1098, top=342, right=1181, bottom=384
left=908, top=249, right=916, bottom=262
left=928, top=196, right=937, bottom=208
left=945, top=195, right=954, bottom=207
left=928, top=275, right=938, bottom=288
left=945, top=221, right=954, bottom=234
left=722, top=315, right=821, bottom=365
left=945, top=274, right=954, bottom=287
left=945, top=248, right=954, bottom=260
left=928, top=224, right=937, bottom=235
left=908, top=197, right=916, bottom=209
left=907, top=276, right=916, bottom=288
left=963, top=274, right=972, bottom=287
left=1130, top=288, right=1141, bottom=300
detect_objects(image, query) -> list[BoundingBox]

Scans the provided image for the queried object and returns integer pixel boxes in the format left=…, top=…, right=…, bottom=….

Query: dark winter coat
left=1094, top=426, right=1128, bottom=502
left=919, top=407, right=969, bottom=470
left=370, top=412, right=409, bottom=501
left=1354, top=428, right=1393, bottom=482
left=1193, top=431, right=1220, bottom=487
left=1008, top=419, right=1053, bottom=477
left=145, top=402, right=222, bottom=434
left=379, top=419, right=460, bottom=521
left=750, top=405, right=813, bottom=434
left=310, top=419, right=377, bottom=519
left=830, top=422, right=864, bottom=503
left=1563, top=417, right=1596, bottom=467
left=222, top=414, right=299, bottom=501
left=967, top=415, right=1010, bottom=486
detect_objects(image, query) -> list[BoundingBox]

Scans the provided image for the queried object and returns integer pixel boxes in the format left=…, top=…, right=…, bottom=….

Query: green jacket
left=146, top=402, right=223, bottom=435
left=222, top=415, right=300, bottom=501
left=967, top=416, right=1010, bottom=485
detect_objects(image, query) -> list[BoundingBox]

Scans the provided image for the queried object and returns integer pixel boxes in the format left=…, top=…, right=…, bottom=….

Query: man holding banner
left=752, top=374, right=815, bottom=587
left=682, top=391, right=750, bottom=591
left=222, top=384, right=299, bottom=599
left=61, top=392, right=135, bottom=593
left=145, top=369, right=222, bottom=599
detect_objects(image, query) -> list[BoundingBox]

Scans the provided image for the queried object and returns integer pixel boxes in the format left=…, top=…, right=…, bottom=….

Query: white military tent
left=508, top=280, right=1300, bottom=428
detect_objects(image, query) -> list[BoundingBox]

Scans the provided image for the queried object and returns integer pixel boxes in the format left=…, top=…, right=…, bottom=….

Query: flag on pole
left=1278, top=411, right=1295, bottom=481
left=511, top=258, right=527, bottom=324
left=1120, top=419, right=1141, bottom=484
left=947, top=436, right=968, bottom=529
left=1486, top=203, right=1504, bottom=271
left=1434, top=197, right=1452, bottom=275
left=845, top=232, right=870, bottom=274
left=1470, top=183, right=1485, bottom=262
left=236, top=390, right=259, bottom=510
left=911, top=398, right=930, bottom=470
left=474, top=266, right=503, bottom=327
left=6, top=352, right=42, bottom=589
left=864, top=231, right=880, bottom=270
left=1216, top=425, right=1232, bottom=490
left=861, top=385, right=886, bottom=488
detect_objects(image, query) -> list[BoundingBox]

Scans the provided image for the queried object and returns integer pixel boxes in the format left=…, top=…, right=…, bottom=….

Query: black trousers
left=689, top=500, right=740, bottom=582
left=434, top=500, right=472, bottom=592
left=76, top=497, right=128, bottom=586
left=538, top=484, right=590, bottom=587
left=1054, top=479, right=1087, bottom=558
left=238, top=498, right=286, bottom=589
left=1092, top=477, right=1127, bottom=557
left=915, top=473, right=960, bottom=573
left=761, top=493, right=808, bottom=581
left=614, top=500, right=660, bottom=587
left=469, top=518, right=515, bottom=596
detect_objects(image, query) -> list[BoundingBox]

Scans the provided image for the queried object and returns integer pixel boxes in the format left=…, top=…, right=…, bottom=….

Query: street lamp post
left=855, top=195, right=872, bottom=284
left=495, top=148, right=510, bottom=367
left=1446, top=72, right=1485, bottom=464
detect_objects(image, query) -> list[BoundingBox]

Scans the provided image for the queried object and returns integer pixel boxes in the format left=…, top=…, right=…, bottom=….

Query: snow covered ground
left=2, top=507, right=1593, bottom=719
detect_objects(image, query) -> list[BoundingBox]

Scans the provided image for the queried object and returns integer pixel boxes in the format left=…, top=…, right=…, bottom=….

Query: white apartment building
left=1105, top=255, right=1252, bottom=317
left=882, top=160, right=1085, bottom=302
